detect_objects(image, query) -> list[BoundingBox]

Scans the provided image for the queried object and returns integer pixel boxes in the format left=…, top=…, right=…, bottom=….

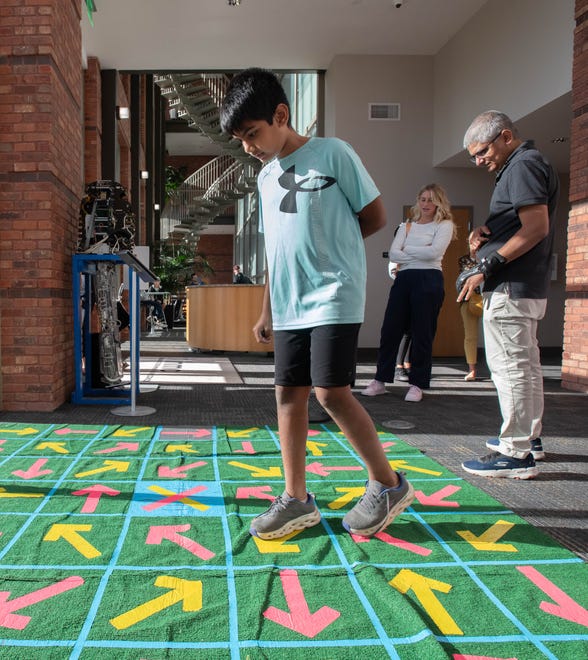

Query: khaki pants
left=459, top=301, right=480, bottom=366
left=483, top=291, right=547, bottom=458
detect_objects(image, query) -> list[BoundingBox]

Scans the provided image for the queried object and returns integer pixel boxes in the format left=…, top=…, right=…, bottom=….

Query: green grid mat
left=0, top=422, right=586, bottom=659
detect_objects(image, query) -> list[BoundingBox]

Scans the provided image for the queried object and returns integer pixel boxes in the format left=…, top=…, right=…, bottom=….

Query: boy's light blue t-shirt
left=258, top=137, right=380, bottom=330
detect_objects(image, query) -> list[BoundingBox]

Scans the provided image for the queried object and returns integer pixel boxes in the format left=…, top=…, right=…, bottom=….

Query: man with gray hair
left=457, top=110, right=559, bottom=478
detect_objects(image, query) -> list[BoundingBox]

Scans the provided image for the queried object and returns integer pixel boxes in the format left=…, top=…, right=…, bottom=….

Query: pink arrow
left=0, top=575, right=84, bottom=630
left=236, top=486, right=276, bottom=501
left=157, top=461, right=206, bottom=478
left=305, top=462, right=364, bottom=477
left=71, top=484, right=121, bottom=513
left=94, top=442, right=140, bottom=454
left=352, top=531, right=431, bottom=556
left=160, top=429, right=211, bottom=438
left=263, top=569, right=340, bottom=637
left=146, top=524, right=215, bottom=560
left=414, top=485, right=461, bottom=508
left=381, top=441, right=397, bottom=450
left=12, top=458, right=53, bottom=480
left=53, top=427, right=101, bottom=436
left=517, top=565, right=588, bottom=627
left=234, top=441, right=256, bottom=454
left=453, top=656, right=517, bottom=660
left=142, top=484, right=207, bottom=512
left=307, top=429, right=321, bottom=437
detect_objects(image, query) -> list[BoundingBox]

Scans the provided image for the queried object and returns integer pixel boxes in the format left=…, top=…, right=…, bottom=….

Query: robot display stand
left=72, top=252, right=156, bottom=415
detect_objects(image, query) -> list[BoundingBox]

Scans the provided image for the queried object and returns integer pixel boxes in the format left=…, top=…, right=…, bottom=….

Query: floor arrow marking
left=74, top=460, right=130, bottom=478
left=94, top=442, right=140, bottom=454
left=43, top=523, right=101, bottom=558
left=305, top=462, right=364, bottom=477
left=415, top=485, right=461, bottom=508
left=227, top=427, right=260, bottom=438
left=389, top=459, right=443, bottom=476
left=110, top=576, right=202, bottom=630
left=228, top=461, right=282, bottom=478
left=263, top=569, right=340, bottom=637
left=352, top=531, right=432, bottom=556
left=53, top=427, right=100, bottom=436
left=234, top=441, right=256, bottom=454
left=12, top=458, right=53, bottom=480
left=34, top=442, right=69, bottom=454
left=517, top=565, right=588, bottom=626
left=253, top=530, right=302, bottom=554
left=0, top=427, right=38, bottom=436
left=457, top=520, right=517, bottom=552
left=71, top=484, right=121, bottom=513
left=164, top=443, right=199, bottom=453
left=327, top=487, right=366, bottom=510
left=160, top=429, right=211, bottom=438
left=306, top=440, right=329, bottom=456
left=236, top=485, right=276, bottom=501
left=390, top=569, right=462, bottom=635
left=146, top=524, right=215, bottom=560
left=157, top=461, right=207, bottom=478
left=0, top=576, right=84, bottom=630
left=112, top=427, right=152, bottom=437
left=0, top=486, right=44, bottom=499
left=143, top=485, right=209, bottom=511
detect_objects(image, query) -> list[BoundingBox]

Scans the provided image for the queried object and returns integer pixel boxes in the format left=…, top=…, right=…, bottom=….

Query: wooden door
left=402, top=205, right=473, bottom=357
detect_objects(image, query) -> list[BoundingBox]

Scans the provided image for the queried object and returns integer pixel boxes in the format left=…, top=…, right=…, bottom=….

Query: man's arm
left=253, top=270, right=272, bottom=344
left=357, top=196, right=387, bottom=238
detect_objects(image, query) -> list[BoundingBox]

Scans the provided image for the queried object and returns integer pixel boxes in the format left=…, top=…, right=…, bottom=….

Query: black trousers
left=375, top=269, right=445, bottom=389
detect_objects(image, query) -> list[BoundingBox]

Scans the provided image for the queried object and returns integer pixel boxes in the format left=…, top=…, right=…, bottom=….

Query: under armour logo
left=278, top=165, right=336, bottom=213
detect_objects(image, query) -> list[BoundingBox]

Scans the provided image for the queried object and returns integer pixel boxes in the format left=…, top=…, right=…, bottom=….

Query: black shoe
left=395, top=367, right=409, bottom=382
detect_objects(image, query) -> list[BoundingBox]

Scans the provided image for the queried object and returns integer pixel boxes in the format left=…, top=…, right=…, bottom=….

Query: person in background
left=458, top=248, right=480, bottom=381
left=458, top=110, right=559, bottom=478
left=363, top=183, right=456, bottom=402
left=233, top=264, right=252, bottom=284
left=395, top=333, right=411, bottom=381
left=190, top=272, right=205, bottom=285
left=220, top=67, right=414, bottom=541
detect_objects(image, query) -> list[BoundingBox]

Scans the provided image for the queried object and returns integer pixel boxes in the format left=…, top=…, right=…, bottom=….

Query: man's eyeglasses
left=469, top=131, right=502, bottom=163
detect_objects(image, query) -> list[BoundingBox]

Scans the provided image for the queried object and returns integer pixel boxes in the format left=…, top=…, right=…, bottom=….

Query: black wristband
left=479, top=251, right=507, bottom=278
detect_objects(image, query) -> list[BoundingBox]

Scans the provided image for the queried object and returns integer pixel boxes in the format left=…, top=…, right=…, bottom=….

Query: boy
left=220, top=68, right=414, bottom=540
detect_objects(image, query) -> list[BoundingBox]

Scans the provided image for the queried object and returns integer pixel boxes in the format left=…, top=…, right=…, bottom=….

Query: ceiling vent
left=369, top=103, right=400, bottom=121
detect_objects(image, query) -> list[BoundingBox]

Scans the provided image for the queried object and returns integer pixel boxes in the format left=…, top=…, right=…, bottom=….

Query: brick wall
left=0, top=0, right=83, bottom=410
left=562, top=0, right=588, bottom=392
left=197, top=234, right=234, bottom=284
left=83, top=57, right=101, bottom=183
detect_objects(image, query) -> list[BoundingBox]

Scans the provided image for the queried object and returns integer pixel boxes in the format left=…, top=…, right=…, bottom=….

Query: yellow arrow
left=327, top=487, right=366, bottom=510
left=456, top=520, right=517, bottom=552
left=0, top=426, right=38, bottom=436
left=389, top=459, right=442, bottom=476
left=227, top=461, right=282, bottom=478
left=112, top=427, right=152, bottom=437
left=148, top=485, right=209, bottom=511
left=390, top=569, right=462, bottom=635
left=252, top=530, right=302, bottom=554
left=164, top=443, right=199, bottom=453
left=43, top=523, right=101, bottom=559
left=306, top=440, right=328, bottom=456
left=227, top=428, right=260, bottom=438
left=74, top=460, right=130, bottom=478
left=110, top=576, right=202, bottom=630
left=0, top=486, right=44, bottom=499
left=35, top=442, right=69, bottom=454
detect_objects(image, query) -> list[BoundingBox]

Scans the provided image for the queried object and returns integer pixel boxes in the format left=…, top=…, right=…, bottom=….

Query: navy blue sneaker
left=485, top=437, right=545, bottom=461
left=462, top=451, right=538, bottom=479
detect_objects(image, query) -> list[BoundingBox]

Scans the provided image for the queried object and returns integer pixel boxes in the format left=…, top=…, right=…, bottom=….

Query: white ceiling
left=82, top=0, right=571, bottom=172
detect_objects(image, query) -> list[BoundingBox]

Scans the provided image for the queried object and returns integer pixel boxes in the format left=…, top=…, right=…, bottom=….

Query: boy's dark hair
left=219, top=68, right=291, bottom=135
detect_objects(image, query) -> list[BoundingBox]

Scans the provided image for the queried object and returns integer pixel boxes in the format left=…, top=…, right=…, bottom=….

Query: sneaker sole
left=343, top=483, right=415, bottom=537
left=462, top=464, right=539, bottom=479
left=361, top=389, right=387, bottom=397
left=250, top=509, right=321, bottom=540
left=485, top=440, right=545, bottom=461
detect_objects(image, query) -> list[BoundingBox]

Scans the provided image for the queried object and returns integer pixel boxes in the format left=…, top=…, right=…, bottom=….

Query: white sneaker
left=404, top=385, right=422, bottom=402
left=362, top=380, right=387, bottom=396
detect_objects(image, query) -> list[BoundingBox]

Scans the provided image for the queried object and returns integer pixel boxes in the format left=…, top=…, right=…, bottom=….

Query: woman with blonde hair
left=363, top=183, right=456, bottom=402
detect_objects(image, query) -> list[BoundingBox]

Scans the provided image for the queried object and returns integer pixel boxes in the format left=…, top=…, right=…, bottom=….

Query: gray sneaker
left=342, top=474, right=415, bottom=537
left=249, top=491, right=321, bottom=540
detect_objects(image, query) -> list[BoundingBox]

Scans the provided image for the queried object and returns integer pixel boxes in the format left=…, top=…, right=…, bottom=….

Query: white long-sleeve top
left=388, top=220, right=454, bottom=271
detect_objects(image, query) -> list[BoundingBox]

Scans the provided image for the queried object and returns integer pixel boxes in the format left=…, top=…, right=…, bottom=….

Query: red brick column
left=84, top=56, right=102, bottom=183
left=0, top=0, right=83, bottom=410
left=562, top=0, right=588, bottom=392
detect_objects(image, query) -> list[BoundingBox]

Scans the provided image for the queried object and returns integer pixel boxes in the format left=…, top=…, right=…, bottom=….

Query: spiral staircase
left=154, top=73, right=260, bottom=243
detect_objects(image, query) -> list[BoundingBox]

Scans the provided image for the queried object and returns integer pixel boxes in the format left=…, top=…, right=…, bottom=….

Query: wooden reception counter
left=186, top=284, right=274, bottom=353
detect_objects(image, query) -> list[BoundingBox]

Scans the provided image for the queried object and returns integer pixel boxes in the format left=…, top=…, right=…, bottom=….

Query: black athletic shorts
left=273, top=323, right=360, bottom=388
